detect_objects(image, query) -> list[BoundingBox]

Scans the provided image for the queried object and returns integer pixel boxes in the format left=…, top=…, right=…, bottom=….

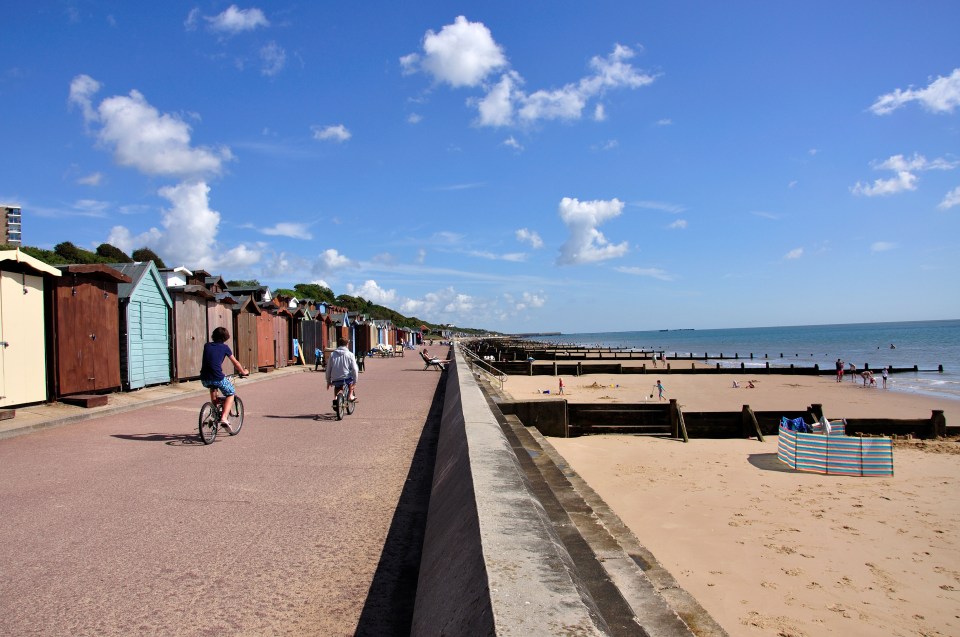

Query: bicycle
left=198, top=374, right=247, bottom=444
left=331, top=379, right=356, bottom=421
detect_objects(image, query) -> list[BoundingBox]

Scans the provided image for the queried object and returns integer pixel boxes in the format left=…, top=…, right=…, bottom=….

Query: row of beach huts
left=0, top=249, right=422, bottom=412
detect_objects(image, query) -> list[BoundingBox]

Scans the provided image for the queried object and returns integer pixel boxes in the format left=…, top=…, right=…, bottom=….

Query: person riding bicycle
left=200, top=327, right=248, bottom=432
left=326, top=337, right=359, bottom=406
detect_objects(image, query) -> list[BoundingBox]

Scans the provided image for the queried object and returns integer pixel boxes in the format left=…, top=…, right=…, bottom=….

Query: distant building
left=2, top=204, right=22, bottom=246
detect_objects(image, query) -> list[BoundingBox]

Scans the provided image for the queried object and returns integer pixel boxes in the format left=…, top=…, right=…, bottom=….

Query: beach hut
left=272, top=306, right=292, bottom=369
left=255, top=303, right=277, bottom=369
left=47, top=264, right=131, bottom=397
left=207, top=292, right=237, bottom=375
left=0, top=249, right=61, bottom=409
left=169, top=285, right=216, bottom=380
left=232, top=295, right=259, bottom=374
left=108, top=262, right=174, bottom=390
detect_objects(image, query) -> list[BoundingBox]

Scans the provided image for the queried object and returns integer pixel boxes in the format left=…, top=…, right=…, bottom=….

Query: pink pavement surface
left=0, top=350, right=446, bottom=636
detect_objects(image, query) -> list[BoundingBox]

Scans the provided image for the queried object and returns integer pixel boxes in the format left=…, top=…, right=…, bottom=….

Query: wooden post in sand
left=932, top=410, right=946, bottom=437
left=741, top=405, right=764, bottom=442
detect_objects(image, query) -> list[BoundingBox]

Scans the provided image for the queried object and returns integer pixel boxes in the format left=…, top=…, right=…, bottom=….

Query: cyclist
left=326, top=337, right=359, bottom=406
left=200, top=327, right=248, bottom=432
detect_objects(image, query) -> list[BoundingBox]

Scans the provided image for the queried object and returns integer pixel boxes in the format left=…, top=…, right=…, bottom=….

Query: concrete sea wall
left=411, top=350, right=604, bottom=636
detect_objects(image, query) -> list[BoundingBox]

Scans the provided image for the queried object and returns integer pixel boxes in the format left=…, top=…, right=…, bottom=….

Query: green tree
left=55, top=241, right=100, bottom=264
left=131, top=247, right=167, bottom=268
left=96, top=243, right=133, bottom=263
left=226, top=279, right=260, bottom=288
left=293, top=283, right=335, bottom=304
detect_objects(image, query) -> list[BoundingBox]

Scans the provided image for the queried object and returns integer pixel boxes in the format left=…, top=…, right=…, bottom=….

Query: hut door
left=0, top=271, right=47, bottom=407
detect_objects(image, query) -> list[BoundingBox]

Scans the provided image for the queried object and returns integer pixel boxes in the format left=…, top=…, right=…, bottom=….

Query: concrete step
left=504, top=416, right=726, bottom=637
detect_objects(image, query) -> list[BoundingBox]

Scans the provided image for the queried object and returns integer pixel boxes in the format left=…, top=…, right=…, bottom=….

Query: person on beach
left=314, top=346, right=322, bottom=371
left=655, top=380, right=666, bottom=401
left=882, top=367, right=888, bottom=389
left=558, top=377, right=565, bottom=394
left=835, top=358, right=844, bottom=382
left=651, top=353, right=657, bottom=368
left=849, top=362, right=857, bottom=382
left=200, top=327, right=248, bottom=432
left=326, top=337, right=359, bottom=404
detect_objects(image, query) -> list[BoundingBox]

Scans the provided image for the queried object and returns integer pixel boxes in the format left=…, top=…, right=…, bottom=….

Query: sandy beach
left=501, top=373, right=960, bottom=636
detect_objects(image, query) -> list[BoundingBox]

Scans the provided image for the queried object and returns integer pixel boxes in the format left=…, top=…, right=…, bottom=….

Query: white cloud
left=939, top=186, right=960, bottom=210
left=633, top=200, right=686, bottom=214
left=503, top=135, right=524, bottom=151
left=346, top=279, right=398, bottom=305
left=876, top=153, right=958, bottom=172
left=869, top=68, right=960, bottom=115
left=416, top=248, right=426, bottom=264
left=509, top=291, right=547, bottom=311
left=850, top=153, right=957, bottom=197
left=407, top=113, right=423, bottom=124
left=312, top=124, right=351, bottom=143
left=785, top=248, right=804, bottom=260
left=107, top=181, right=260, bottom=271
left=668, top=219, right=687, bottom=229
left=515, top=228, right=544, bottom=249
left=415, top=16, right=507, bottom=88
left=68, top=74, right=101, bottom=122
left=851, top=171, right=918, bottom=196
left=184, top=8, right=200, bottom=30
left=260, top=41, right=286, bottom=76
left=871, top=241, right=896, bottom=252
left=77, top=172, right=103, bottom=186
left=468, top=250, right=527, bottom=262
left=401, top=286, right=476, bottom=317
left=70, top=76, right=232, bottom=179
left=656, top=118, right=672, bottom=126
left=476, top=71, right=519, bottom=126
left=556, top=197, right=628, bottom=265
left=615, top=266, right=675, bottom=281
left=206, top=5, right=269, bottom=34
left=316, top=248, right=352, bottom=272
left=260, top=222, right=312, bottom=239
left=405, top=20, right=655, bottom=130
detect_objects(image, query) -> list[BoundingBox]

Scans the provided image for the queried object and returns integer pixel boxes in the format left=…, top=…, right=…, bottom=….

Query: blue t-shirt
left=200, top=342, right=233, bottom=382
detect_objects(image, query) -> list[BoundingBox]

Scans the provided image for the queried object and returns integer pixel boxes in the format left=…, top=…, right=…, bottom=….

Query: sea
left=526, top=320, right=960, bottom=402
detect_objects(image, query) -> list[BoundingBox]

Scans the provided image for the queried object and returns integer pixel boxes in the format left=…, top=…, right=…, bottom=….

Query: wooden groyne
left=496, top=398, right=949, bottom=440
left=467, top=340, right=944, bottom=377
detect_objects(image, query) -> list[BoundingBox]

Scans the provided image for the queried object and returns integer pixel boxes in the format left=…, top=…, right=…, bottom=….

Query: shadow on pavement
left=354, top=372, right=445, bottom=636
left=111, top=433, right=203, bottom=446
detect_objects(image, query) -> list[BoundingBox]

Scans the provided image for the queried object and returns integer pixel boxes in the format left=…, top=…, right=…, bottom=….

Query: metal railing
left=457, top=342, right=507, bottom=390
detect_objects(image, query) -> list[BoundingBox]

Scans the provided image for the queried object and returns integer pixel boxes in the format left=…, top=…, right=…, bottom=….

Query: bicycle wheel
left=198, top=402, right=218, bottom=444
left=227, top=396, right=244, bottom=435
left=346, top=395, right=356, bottom=415
left=335, top=392, right=344, bottom=421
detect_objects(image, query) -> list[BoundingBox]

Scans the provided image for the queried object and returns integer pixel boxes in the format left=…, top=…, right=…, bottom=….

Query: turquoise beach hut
left=108, top=262, right=173, bottom=390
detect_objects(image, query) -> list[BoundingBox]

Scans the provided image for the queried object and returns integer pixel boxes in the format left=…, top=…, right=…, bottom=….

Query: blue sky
left=2, top=2, right=959, bottom=333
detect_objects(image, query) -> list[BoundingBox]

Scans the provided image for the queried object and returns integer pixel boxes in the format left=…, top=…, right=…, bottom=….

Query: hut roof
left=106, top=262, right=173, bottom=306
left=168, top=284, right=216, bottom=299
left=0, top=249, right=62, bottom=277
left=56, top=263, right=132, bottom=284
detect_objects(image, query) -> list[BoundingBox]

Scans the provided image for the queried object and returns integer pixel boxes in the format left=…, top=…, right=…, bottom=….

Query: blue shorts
left=331, top=376, right=355, bottom=388
left=201, top=376, right=235, bottom=396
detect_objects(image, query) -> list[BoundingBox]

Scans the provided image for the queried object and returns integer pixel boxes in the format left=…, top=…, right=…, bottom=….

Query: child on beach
left=655, top=380, right=665, bottom=401
left=558, top=377, right=565, bottom=394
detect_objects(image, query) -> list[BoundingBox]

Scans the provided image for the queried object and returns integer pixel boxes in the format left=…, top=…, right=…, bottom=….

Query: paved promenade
left=0, top=349, right=447, bottom=636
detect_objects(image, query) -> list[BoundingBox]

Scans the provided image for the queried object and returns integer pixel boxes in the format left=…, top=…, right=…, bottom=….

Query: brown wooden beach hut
left=47, top=264, right=131, bottom=397
left=272, top=305, right=292, bottom=369
left=0, top=249, right=61, bottom=409
left=208, top=292, right=238, bottom=375
left=255, top=303, right=276, bottom=369
left=169, top=285, right=216, bottom=381
left=232, top=296, right=260, bottom=374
